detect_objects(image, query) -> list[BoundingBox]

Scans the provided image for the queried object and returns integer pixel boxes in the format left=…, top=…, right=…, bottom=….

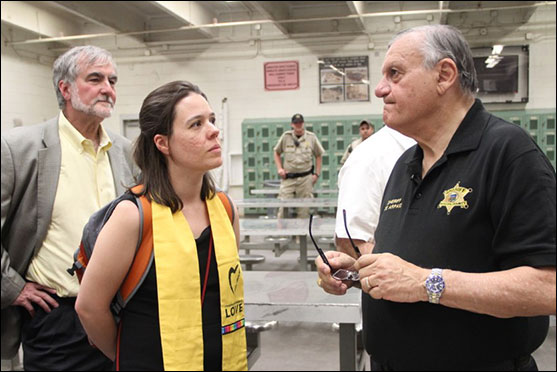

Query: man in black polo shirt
left=316, top=25, right=555, bottom=370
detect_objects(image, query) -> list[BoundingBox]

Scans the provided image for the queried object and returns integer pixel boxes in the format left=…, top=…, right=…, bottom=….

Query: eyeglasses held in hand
left=343, top=209, right=361, bottom=257
left=309, top=215, right=360, bottom=281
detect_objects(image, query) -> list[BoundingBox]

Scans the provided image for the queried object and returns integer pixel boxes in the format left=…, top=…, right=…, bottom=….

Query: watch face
left=426, top=275, right=445, bottom=294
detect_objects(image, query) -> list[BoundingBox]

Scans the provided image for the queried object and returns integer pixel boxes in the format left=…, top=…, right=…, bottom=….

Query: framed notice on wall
left=471, top=45, right=529, bottom=103
left=264, top=61, right=299, bottom=91
left=318, top=56, right=370, bottom=103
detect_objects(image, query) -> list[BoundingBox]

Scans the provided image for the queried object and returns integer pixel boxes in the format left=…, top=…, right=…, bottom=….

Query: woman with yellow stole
left=76, top=81, right=247, bottom=371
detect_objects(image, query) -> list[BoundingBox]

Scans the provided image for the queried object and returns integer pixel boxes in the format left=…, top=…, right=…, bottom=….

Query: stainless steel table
left=244, top=271, right=363, bottom=371
left=240, top=218, right=336, bottom=270
left=236, top=197, right=338, bottom=208
left=250, top=188, right=338, bottom=195
left=237, top=197, right=337, bottom=220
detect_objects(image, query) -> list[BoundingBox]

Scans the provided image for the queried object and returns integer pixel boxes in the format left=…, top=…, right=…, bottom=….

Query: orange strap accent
left=217, top=192, right=234, bottom=224
left=120, top=186, right=153, bottom=302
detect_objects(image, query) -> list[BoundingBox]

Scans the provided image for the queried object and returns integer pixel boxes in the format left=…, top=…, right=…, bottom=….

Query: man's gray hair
left=52, top=45, right=117, bottom=109
left=389, top=25, right=478, bottom=95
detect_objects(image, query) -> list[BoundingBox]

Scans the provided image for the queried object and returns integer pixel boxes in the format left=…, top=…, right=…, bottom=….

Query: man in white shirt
left=335, top=126, right=415, bottom=256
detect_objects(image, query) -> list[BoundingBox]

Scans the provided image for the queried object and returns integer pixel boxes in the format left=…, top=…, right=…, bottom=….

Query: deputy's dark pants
left=370, top=355, right=538, bottom=371
left=21, top=294, right=112, bottom=371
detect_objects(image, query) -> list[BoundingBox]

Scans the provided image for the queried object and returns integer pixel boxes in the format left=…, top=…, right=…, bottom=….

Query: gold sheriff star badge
left=437, top=181, right=473, bottom=215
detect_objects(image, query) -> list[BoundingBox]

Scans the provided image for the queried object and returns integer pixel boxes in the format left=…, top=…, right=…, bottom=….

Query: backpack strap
left=216, top=191, right=235, bottom=225
left=112, top=185, right=154, bottom=316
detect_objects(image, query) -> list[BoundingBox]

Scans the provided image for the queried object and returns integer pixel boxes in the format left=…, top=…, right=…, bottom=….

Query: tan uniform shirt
left=340, top=137, right=365, bottom=165
left=274, top=130, right=324, bottom=173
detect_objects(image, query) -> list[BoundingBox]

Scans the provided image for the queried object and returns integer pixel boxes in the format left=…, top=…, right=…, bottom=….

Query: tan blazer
left=0, top=116, right=138, bottom=358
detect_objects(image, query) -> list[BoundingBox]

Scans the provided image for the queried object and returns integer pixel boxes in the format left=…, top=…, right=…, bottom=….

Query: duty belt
left=285, top=167, right=313, bottom=179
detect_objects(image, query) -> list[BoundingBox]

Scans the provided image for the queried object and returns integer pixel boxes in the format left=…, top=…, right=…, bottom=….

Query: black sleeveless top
left=117, top=226, right=222, bottom=371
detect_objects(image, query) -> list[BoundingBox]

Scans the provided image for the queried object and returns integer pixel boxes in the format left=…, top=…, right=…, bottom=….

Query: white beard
left=69, top=84, right=114, bottom=119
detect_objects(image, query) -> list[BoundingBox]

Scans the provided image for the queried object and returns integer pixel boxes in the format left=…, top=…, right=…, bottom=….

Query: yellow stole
left=152, top=195, right=247, bottom=371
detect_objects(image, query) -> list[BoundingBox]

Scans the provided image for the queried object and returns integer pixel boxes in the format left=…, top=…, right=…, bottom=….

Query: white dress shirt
left=335, top=126, right=416, bottom=243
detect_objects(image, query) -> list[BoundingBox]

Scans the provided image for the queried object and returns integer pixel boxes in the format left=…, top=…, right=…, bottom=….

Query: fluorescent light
left=485, top=55, right=503, bottom=68
left=492, top=45, right=504, bottom=55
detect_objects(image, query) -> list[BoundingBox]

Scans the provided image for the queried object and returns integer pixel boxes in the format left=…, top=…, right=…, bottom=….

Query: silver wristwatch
left=425, top=268, right=445, bottom=304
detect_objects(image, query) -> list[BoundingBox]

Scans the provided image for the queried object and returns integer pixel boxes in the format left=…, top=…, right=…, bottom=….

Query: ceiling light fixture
left=491, top=44, right=504, bottom=55
left=485, top=55, right=503, bottom=69
left=485, top=44, right=504, bottom=68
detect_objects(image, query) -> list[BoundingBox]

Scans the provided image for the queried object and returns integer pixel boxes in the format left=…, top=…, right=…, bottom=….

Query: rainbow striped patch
left=222, top=319, right=245, bottom=335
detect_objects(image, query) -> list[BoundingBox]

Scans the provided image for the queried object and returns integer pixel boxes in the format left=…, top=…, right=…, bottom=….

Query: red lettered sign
left=264, top=61, right=299, bottom=90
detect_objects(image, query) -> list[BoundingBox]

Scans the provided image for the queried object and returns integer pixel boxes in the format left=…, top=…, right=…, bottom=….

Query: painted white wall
left=526, top=38, right=557, bottom=109
left=1, top=44, right=58, bottom=131
left=112, top=48, right=387, bottom=154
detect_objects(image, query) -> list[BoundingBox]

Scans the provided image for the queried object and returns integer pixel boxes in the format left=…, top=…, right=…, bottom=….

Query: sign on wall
left=264, top=61, right=299, bottom=90
left=318, top=56, right=370, bottom=103
left=471, top=45, right=529, bottom=103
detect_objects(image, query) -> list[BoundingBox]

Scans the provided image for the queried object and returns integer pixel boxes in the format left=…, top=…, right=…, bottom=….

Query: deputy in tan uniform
left=273, top=113, right=324, bottom=218
left=340, top=120, right=374, bottom=165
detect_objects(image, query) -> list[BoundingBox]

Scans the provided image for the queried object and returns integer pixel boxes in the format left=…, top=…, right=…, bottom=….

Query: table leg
left=299, top=235, right=307, bottom=271
left=339, top=323, right=357, bottom=371
left=246, top=331, right=261, bottom=370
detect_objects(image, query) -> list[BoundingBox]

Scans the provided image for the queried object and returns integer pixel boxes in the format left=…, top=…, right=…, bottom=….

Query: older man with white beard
left=1, top=45, right=137, bottom=370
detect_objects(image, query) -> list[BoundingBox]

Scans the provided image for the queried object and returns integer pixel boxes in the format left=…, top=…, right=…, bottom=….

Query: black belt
left=285, top=167, right=313, bottom=179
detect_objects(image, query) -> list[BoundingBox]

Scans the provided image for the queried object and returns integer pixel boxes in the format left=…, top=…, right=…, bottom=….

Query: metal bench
left=240, top=236, right=292, bottom=258
left=263, top=236, right=292, bottom=257
left=240, top=254, right=266, bottom=271
left=298, top=254, right=318, bottom=271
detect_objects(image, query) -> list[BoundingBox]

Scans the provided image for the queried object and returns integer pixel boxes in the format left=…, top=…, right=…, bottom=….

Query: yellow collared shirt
left=26, top=113, right=116, bottom=297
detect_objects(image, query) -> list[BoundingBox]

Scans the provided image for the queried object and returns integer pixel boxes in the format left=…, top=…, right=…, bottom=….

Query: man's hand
left=315, top=251, right=357, bottom=295
left=311, top=174, right=318, bottom=185
left=354, top=253, right=428, bottom=303
left=12, top=282, right=59, bottom=317
left=278, top=168, right=287, bottom=179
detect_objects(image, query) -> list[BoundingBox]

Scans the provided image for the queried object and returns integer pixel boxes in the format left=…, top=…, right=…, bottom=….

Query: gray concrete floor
left=246, top=248, right=557, bottom=371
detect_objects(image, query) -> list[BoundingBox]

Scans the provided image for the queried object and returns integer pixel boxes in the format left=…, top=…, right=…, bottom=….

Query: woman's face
left=155, top=93, right=222, bottom=174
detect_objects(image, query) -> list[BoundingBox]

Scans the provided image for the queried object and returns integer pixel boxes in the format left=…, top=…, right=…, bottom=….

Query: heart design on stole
left=228, top=264, right=241, bottom=294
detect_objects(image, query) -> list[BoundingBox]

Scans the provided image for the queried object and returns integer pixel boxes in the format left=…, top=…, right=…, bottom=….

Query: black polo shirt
left=364, top=99, right=556, bottom=370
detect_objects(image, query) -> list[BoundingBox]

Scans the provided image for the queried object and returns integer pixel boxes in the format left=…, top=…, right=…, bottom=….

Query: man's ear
left=58, top=80, right=72, bottom=102
left=154, top=134, right=170, bottom=156
left=436, top=58, right=459, bottom=95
